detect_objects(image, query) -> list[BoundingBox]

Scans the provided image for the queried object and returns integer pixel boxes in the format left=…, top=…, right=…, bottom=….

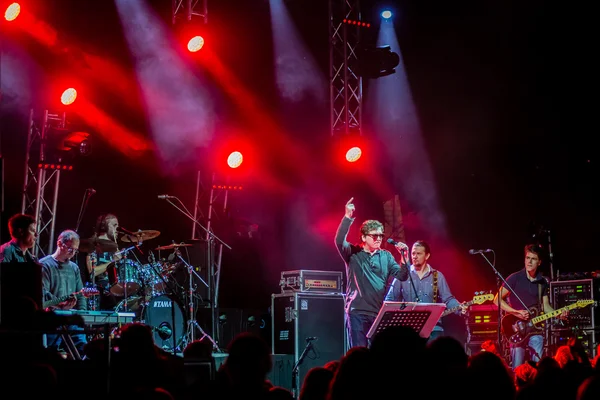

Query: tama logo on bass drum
left=153, top=300, right=172, bottom=308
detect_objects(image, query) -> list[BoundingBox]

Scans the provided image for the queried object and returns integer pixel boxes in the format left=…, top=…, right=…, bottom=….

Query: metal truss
left=172, top=0, right=208, bottom=24
left=21, top=109, right=67, bottom=258
left=329, top=0, right=363, bottom=136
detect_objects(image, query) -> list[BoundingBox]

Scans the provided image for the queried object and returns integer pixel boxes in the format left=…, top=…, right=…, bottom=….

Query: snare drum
left=110, top=259, right=142, bottom=297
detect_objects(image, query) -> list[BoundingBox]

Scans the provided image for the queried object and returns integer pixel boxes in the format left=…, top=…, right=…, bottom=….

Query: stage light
left=227, top=151, right=243, bottom=169
left=357, top=45, right=400, bottom=78
left=381, top=10, right=392, bottom=19
left=345, top=146, right=362, bottom=163
left=187, top=35, right=205, bottom=52
left=4, top=2, right=20, bottom=22
left=60, top=88, right=77, bottom=105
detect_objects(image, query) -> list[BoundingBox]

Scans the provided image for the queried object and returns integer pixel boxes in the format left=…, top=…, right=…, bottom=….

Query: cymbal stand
left=175, top=249, right=217, bottom=350
left=159, top=195, right=231, bottom=351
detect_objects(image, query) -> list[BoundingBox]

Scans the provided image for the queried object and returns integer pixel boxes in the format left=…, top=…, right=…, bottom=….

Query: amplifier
left=280, top=270, right=343, bottom=294
left=550, top=329, right=597, bottom=359
left=550, top=279, right=596, bottom=330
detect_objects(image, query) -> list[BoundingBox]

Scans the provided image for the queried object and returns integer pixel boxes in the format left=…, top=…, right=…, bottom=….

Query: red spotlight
left=4, top=2, right=20, bottom=21
left=227, top=151, right=243, bottom=169
left=345, top=146, right=362, bottom=163
left=187, top=35, right=205, bottom=52
left=60, top=88, right=77, bottom=105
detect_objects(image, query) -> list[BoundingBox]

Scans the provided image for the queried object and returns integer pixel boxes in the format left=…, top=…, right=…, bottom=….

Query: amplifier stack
left=549, top=279, right=598, bottom=358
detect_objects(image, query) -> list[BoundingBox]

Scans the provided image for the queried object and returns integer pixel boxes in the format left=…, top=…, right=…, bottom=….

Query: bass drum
left=142, top=294, right=187, bottom=352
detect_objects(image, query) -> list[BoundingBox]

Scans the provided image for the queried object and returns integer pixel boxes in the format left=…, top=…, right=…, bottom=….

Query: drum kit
left=81, top=230, right=202, bottom=352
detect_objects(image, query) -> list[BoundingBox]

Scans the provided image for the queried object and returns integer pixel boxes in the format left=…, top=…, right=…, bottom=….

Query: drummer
left=84, top=213, right=122, bottom=310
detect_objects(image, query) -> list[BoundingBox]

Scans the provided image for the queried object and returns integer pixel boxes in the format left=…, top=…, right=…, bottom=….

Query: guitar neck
left=530, top=303, right=577, bottom=324
left=44, top=294, right=74, bottom=308
left=442, top=301, right=473, bottom=317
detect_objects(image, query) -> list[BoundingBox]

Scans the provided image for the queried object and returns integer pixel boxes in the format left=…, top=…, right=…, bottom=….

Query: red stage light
left=60, top=88, right=77, bottom=105
left=345, top=146, right=362, bottom=163
left=4, top=3, right=20, bottom=22
left=187, top=35, right=205, bottom=52
left=227, top=151, right=243, bottom=169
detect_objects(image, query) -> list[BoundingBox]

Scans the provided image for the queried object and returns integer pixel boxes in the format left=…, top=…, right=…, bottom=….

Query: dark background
left=1, top=0, right=597, bottom=338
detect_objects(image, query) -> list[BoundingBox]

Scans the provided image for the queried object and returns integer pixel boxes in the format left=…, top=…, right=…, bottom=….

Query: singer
left=334, top=198, right=409, bottom=349
left=385, top=240, right=466, bottom=343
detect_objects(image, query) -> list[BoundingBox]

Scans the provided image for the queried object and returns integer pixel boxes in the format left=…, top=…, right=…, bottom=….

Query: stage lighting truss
left=171, top=0, right=208, bottom=24
left=20, top=109, right=90, bottom=258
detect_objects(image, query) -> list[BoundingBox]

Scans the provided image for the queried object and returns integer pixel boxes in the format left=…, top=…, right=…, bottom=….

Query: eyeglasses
left=367, top=234, right=384, bottom=240
left=64, top=246, right=79, bottom=255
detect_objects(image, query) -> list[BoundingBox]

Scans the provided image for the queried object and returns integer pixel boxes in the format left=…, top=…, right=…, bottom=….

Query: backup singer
left=385, top=240, right=466, bottom=342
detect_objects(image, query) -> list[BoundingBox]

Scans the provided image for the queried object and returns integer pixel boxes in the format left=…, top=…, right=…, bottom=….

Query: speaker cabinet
left=271, top=292, right=346, bottom=391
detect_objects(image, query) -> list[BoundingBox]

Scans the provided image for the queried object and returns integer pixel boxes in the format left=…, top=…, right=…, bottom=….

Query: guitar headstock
left=575, top=300, right=596, bottom=308
left=81, top=287, right=100, bottom=297
left=472, top=291, right=495, bottom=305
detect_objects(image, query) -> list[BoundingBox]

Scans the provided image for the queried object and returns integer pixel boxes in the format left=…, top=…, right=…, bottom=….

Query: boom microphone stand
left=471, top=249, right=531, bottom=360
left=158, top=195, right=231, bottom=351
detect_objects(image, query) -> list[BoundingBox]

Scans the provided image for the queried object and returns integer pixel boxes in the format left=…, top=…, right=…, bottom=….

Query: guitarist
left=40, top=229, right=88, bottom=356
left=385, top=240, right=467, bottom=343
left=495, top=244, right=567, bottom=370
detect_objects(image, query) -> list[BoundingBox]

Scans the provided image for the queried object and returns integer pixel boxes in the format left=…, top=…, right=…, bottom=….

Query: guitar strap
left=538, top=280, right=543, bottom=310
left=432, top=270, right=438, bottom=303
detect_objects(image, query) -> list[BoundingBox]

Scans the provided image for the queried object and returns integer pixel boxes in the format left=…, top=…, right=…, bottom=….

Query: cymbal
left=155, top=243, right=193, bottom=251
left=120, top=230, right=161, bottom=243
left=79, top=238, right=119, bottom=253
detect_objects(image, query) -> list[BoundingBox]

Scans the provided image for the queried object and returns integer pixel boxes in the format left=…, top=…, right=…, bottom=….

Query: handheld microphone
left=87, top=188, right=96, bottom=195
left=387, top=238, right=409, bottom=248
left=157, top=194, right=176, bottom=199
left=469, top=249, right=493, bottom=255
left=306, top=337, right=318, bottom=342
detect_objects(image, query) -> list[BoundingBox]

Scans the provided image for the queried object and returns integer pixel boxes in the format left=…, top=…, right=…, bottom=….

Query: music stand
left=366, top=302, right=447, bottom=340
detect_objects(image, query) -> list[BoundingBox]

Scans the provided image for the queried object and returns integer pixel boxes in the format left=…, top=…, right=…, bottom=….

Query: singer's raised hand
left=345, top=197, right=355, bottom=219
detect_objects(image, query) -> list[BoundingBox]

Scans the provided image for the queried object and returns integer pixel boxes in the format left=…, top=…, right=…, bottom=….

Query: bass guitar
left=43, top=287, right=99, bottom=310
left=501, top=299, right=595, bottom=345
left=441, top=292, right=494, bottom=317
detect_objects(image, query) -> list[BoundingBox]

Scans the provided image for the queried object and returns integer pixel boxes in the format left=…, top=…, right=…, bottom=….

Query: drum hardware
left=159, top=193, right=231, bottom=351
left=155, top=243, right=193, bottom=251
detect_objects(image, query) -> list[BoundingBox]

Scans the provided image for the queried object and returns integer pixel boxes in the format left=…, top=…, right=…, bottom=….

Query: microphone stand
left=160, top=196, right=231, bottom=351
left=476, top=251, right=531, bottom=359
left=75, top=189, right=94, bottom=233
left=292, top=339, right=316, bottom=399
left=401, top=248, right=420, bottom=303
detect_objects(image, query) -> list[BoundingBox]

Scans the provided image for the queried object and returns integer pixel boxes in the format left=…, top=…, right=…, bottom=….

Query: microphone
left=387, top=238, right=408, bottom=248
left=87, top=188, right=96, bottom=195
left=469, top=249, right=493, bottom=255
left=306, top=337, right=318, bottom=342
left=117, top=226, right=136, bottom=236
left=155, top=325, right=172, bottom=339
left=157, top=194, right=176, bottom=199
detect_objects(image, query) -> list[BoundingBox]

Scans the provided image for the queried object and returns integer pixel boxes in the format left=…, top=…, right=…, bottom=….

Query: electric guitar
left=43, top=287, right=99, bottom=310
left=441, top=292, right=495, bottom=317
left=501, top=299, right=596, bottom=345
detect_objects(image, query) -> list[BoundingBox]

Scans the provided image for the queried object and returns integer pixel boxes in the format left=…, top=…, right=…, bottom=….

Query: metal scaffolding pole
left=329, top=0, right=363, bottom=137
left=21, top=109, right=67, bottom=257
left=172, top=0, right=208, bottom=24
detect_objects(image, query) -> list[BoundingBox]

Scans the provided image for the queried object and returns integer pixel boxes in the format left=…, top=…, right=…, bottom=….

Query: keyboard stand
left=59, top=325, right=82, bottom=360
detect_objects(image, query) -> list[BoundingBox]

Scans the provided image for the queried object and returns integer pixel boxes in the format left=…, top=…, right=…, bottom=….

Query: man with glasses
left=40, top=229, right=88, bottom=356
left=335, top=198, right=409, bottom=349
